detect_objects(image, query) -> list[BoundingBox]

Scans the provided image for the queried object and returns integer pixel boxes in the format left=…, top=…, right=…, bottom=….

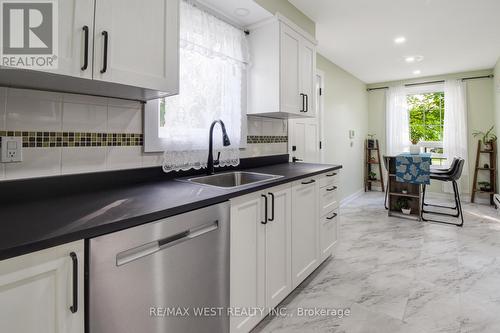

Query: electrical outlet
left=1, top=137, right=23, bottom=163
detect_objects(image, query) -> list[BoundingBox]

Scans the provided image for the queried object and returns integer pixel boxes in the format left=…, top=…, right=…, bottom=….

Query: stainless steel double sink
left=179, top=171, right=283, bottom=189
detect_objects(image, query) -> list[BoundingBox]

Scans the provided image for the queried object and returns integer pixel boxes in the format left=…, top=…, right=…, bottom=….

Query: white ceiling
left=199, top=0, right=272, bottom=27
left=289, top=0, right=500, bottom=83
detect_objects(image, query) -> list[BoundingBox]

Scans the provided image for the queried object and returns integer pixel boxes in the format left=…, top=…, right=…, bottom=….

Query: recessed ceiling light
left=413, top=70, right=421, bottom=75
left=234, top=8, right=250, bottom=17
left=394, top=36, right=406, bottom=44
left=405, top=55, right=424, bottom=63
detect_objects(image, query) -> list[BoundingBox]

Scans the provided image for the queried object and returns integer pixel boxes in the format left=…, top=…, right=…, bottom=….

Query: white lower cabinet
left=230, top=170, right=340, bottom=333
left=230, top=184, right=292, bottom=333
left=0, top=240, right=85, bottom=333
left=291, top=177, right=319, bottom=288
left=264, top=185, right=293, bottom=309
left=320, top=209, right=339, bottom=261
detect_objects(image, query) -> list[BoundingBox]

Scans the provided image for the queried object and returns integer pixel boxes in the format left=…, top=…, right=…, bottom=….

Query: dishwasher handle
left=116, top=220, right=219, bottom=266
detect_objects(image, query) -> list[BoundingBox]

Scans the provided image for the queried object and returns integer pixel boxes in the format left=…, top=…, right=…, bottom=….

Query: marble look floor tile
left=252, top=192, right=500, bottom=333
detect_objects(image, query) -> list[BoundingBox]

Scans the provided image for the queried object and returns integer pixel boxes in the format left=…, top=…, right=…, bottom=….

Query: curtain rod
left=366, top=74, right=494, bottom=92
left=188, top=0, right=250, bottom=34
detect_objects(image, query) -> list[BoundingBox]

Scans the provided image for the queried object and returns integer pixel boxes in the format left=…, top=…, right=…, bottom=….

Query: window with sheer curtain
left=148, top=0, right=247, bottom=172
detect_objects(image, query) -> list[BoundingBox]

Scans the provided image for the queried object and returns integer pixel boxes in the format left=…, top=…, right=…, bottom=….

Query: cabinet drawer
left=320, top=210, right=339, bottom=260
left=320, top=184, right=338, bottom=217
left=319, top=171, right=339, bottom=188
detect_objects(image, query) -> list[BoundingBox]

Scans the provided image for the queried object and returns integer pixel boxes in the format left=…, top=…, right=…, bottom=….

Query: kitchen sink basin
left=181, top=171, right=283, bottom=189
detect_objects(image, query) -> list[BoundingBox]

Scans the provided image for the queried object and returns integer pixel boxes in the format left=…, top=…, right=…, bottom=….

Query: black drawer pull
left=299, top=93, right=306, bottom=112
left=100, top=31, right=108, bottom=73
left=304, top=94, right=308, bottom=112
left=81, top=26, right=89, bottom=71
left=69, top=252, right=78, bottom=313
left=326, top=172, right=337, bottom=177
left=326, top=186, right=337, bottom=192
left=326, top=213, right=337, bottom=220
left=268, top=192, right=275, bottom=222
left=261, top=194, right=268, bottom=224
left=301, top=179, right=316, bottom=185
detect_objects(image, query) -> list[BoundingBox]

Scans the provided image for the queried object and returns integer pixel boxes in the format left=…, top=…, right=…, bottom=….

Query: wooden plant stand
left=364, top=139, right=385, bottom=192
left=471, top=140, right=497, bottom=205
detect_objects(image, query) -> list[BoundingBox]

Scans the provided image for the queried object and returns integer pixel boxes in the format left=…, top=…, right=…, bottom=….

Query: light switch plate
left=1, top=137, right=23, bottom=162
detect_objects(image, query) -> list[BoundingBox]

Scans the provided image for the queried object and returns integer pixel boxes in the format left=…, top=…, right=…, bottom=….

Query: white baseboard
left=340, top=188, right=364, bottom=207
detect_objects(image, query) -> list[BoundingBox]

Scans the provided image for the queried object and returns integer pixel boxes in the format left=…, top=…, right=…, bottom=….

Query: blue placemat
left=395, top=153, right=432, bottom=184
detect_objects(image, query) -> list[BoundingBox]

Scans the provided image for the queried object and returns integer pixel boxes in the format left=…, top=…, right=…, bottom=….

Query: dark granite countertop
left=0, top=161, right=341, bottom=260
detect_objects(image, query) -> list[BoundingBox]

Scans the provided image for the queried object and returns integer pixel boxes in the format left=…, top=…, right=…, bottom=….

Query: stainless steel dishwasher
left=88, top=202, right=230, bottom=333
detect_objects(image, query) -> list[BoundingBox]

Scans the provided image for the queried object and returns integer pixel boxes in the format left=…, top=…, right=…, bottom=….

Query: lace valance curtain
left=161, top=0, right=247, bottom=172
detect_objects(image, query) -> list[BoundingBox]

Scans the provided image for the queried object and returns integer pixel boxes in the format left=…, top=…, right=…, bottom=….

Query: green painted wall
left=254, top=0, right=315, bottom=37
left=317, top=54, right=369, bottom=200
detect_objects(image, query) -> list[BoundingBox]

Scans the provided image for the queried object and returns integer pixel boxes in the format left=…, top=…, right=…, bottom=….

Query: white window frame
left=144, top=99, right=168, bottom=152
left=406, top=83, right=445, bottom=159
left=143, top=12, right=249, bottom=153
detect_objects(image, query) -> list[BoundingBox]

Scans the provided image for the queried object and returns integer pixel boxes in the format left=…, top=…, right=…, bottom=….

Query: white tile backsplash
left=108, top=106, right=142, bottom=133
left=61, top=147, right=107, bottom=174
left=0, top=87, right=288, bottom=181
left=63, top=93, right=108, bottom=106
left=247, top=116, right=262, bottom=136
left=62, top=103, right=108, bottom=132
left=142, top=152, right=164, bottom=167
left=6, top=89, right=62, bottom=131
left=106, top=146, right=143, bottom=170
left=5, top=148, right=61, bottom=180
left=261, top=118, right=274, bottom=135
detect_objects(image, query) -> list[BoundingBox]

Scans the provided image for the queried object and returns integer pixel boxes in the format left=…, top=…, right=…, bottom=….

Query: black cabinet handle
left=304, top=94, right=308, bottom=112
left=69, top=252, right=78, bottom=313
left=299, top=93, right=305, bottom=112
left=326, top=172, right=337, bottom=177
left=326, top=186, right=337, bottom=192
left=81, top=26, right=89, bottom=71
left=301, top=179, right=315, bottom=185
left=261, top=194, right=268, bottom=224
left=292, top=156, right=303, bottom=163
left=100, top=31, right=108, bottom=74
left=326, top=212, right=337, bottom=220
left=268, top=192, right=275, bottom=222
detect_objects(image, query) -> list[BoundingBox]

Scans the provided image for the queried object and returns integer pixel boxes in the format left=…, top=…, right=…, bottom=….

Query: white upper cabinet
left=280, top=24, right=302, bottom=115
left=299, top=38, right=316, bottom=117
left=0, top=0, right=179, bottom=101
left=247, top=14, right=317, bottom=118
left=48, top=0, right=95, bottom=79
left=0, top=241, right=84, bottom=333
left=93, top=0, right=179, bottom=93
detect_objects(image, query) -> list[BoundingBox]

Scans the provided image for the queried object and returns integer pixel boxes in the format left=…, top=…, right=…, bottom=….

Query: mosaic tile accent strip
left=247, top=135, right=288, bottom=144
left=0, top=131, right=143, bottom=148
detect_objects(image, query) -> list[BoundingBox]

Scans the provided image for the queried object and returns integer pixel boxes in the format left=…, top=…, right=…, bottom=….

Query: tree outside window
left=408, top=92, right=445, bottom=164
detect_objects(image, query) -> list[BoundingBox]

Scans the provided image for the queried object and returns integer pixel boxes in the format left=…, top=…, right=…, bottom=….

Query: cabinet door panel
left=291, top=180, right=319, bottom=288
left=94, top=0, right=179, bottom=93
left=299, top=39, right=316, bottom=117
left=31, top=0, right=94, bottom=78
left=280, top=24, right=301, bottom=115
left=320, top=209, right=339, bottom=260
left=0, top=241, right=84, bottom=333
left=230, top=194, right=266, bottom=333
left=265, top=185, right=292, bottom=309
